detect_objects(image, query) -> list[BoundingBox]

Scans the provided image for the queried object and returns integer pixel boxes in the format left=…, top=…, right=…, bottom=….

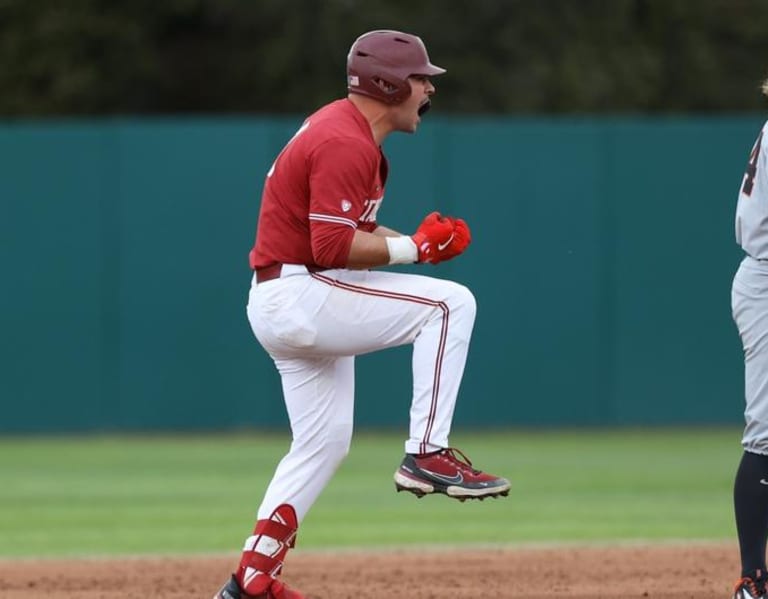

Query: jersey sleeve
left=308, top=137, right=378, bottom=267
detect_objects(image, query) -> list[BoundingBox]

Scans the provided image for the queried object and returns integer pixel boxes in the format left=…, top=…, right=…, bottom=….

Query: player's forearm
left=346, top=229, right=418, bottom=269
left=346, top=230, right=392, bottom=269
left=372, top=225, right=402, bottom=237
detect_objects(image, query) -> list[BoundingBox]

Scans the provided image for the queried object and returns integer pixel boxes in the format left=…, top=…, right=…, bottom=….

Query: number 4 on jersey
left=743, top=131, right=764, bottom=196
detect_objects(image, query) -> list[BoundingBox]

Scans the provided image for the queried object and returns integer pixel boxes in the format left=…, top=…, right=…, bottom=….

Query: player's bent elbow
left=310, top=246, right=349, bottom=269
left=310, top=226, right=355, bottom=268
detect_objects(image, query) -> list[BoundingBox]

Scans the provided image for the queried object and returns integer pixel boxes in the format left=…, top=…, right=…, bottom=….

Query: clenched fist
left=411, top=212, right=472, bottom=264
left=439, top=216, right=471, bottom=261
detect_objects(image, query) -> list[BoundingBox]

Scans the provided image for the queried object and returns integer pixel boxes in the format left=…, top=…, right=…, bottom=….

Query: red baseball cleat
left=213, top=574, right=305, bottom=599
left=394, top=447, right=510, bottom=501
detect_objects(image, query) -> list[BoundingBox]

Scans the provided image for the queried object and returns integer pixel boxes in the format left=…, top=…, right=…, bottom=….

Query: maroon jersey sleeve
left=308, top=137, right=379, bottom=267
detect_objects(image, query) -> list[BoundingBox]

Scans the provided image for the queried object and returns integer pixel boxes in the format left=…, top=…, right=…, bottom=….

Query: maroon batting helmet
left=346, top=30, right=446, bottom=104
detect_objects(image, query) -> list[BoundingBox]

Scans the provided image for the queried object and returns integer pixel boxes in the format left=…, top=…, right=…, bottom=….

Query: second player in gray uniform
left=732, top=76, right=768, bottom=599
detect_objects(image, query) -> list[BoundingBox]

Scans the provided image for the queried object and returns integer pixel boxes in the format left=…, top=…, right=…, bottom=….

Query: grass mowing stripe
left=0, top=428, right=741, bottom=557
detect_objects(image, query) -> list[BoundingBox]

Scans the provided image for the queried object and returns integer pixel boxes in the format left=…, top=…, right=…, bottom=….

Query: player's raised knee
left=447, top=282, right=476, bottom=319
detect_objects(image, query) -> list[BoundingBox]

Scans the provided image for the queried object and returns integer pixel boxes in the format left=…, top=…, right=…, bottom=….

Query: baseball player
left=732, top=76, right=768, bottom=599
left=212, top=30, right=510, bottom=599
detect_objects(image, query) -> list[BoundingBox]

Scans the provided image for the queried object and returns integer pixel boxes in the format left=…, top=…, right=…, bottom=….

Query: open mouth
left=417, top=100, right=431, bottom=116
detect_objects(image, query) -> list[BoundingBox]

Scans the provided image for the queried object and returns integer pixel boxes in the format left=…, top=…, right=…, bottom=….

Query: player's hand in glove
left=437, top=216, right=471, bottom=262
left=411, top=212, right=454, bottom=263
left=412, top=212, right=470, bottom=264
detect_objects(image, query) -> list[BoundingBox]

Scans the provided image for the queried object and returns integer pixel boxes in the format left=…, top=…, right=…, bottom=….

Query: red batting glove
left=434, top=216, right=471, bottom=262
left=430, top=216, right=472, bottom=264
left=411, top=211, right=455, bottom=264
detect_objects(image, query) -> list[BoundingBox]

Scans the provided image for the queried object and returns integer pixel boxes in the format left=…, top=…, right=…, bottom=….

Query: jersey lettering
left=742, top=131, right=764, bottom=196
left=267, top=121, right=311, bottom=178
left=360, top=198, right=382, bottom=223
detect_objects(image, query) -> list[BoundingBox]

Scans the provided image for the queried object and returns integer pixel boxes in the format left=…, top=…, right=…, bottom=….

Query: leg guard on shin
left=236, top=504, right=298, bottom=596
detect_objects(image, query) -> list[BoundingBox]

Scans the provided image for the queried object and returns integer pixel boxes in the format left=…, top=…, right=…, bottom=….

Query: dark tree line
left=1, top=0, right=767, bottom=116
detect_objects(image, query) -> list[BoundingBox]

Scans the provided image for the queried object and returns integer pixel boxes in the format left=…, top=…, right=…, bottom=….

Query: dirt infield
left=0, top=542, right=742, bottom=599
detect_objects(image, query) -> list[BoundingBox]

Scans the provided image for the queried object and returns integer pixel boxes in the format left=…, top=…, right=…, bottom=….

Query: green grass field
left=0, top=428, right=742, bottom=558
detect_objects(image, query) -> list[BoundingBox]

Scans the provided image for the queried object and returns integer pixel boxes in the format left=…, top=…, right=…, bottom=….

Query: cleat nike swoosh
left=437, top=233, right=455, bottom=251
left=422, top=468, right=463, bottom=485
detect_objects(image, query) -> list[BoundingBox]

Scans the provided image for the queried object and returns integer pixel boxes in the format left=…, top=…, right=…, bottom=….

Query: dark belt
left=255, top=263, right=327, bottom=284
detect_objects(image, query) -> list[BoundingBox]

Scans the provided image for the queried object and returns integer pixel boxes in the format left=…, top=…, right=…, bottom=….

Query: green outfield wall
left=0, top=115, right=759, bottom=433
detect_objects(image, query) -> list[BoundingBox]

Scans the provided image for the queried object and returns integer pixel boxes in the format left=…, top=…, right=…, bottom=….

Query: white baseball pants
left=246, top=265, right=476, bottom=522
left=733, top=256, right=768, bottom=455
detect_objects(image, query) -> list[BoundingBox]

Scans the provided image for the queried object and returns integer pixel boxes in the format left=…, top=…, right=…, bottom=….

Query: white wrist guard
left=385, top=235, right=418, bottom=265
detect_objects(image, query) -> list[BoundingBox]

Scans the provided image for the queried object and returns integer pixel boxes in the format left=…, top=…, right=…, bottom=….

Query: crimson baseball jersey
left=249, top=99, right=389, bottom=270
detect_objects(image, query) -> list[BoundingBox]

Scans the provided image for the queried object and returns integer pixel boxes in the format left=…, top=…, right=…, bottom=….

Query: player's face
left=391, top=75, right=435, bottom=133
